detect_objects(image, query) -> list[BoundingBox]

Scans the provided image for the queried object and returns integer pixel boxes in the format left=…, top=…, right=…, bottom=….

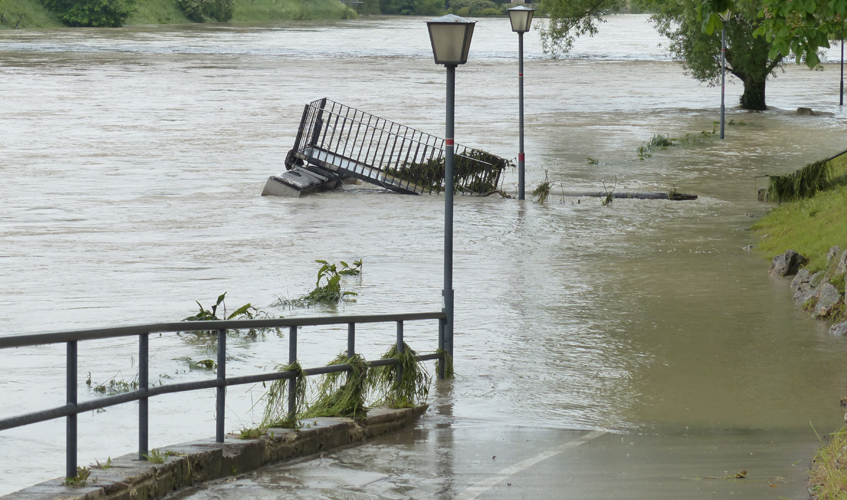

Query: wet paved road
left=167, top=384, right=819, bottom=500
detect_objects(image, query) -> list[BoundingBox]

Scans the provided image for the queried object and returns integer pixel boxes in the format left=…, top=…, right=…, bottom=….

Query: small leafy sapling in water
left=532, top=171, right=552, bottom=205
left=278, top=260, right=363, bottom=307
left=601, top=177, right=617, bottom=206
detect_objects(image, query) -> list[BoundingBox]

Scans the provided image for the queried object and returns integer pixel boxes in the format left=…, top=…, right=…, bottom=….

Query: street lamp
left=719, top=9, right=730, bottom=139
left=426, top=14, right=475, bottom=379
left=508, top=5, right=535, bottom=200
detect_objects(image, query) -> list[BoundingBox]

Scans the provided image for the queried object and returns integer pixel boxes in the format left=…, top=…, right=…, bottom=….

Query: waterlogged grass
left=809, top=426, right=847, bottom=499
left=0, top=0, right=62, bottom=28
left=752, top=184, right=847, bottom=270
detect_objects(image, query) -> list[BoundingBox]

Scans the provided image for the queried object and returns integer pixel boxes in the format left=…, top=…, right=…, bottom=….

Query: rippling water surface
left=1, top=14, right=846, bottom=495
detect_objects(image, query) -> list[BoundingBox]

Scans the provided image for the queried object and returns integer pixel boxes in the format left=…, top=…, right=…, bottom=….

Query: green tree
left=538, top=0, right=784, bottom=110
left=42, top=0, right=135, bottom=26
left=753, top=0, right=839, bottom=68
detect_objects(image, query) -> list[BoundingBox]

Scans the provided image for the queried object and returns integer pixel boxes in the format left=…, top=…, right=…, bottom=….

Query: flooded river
left=1, top=14, right=846, bottom=495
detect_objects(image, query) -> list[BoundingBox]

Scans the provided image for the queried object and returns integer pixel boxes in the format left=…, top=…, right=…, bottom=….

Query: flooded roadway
left=1, top=14, right=846, bottom=497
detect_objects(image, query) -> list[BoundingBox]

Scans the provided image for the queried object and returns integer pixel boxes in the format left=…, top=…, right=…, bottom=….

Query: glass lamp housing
left=427, top=14, right=476, bottom=65
left=508, top=5, right=535, bottom=33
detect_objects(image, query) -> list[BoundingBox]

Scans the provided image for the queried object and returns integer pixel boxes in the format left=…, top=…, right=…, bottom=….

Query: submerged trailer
left=263, top=98, right=509, bottom=197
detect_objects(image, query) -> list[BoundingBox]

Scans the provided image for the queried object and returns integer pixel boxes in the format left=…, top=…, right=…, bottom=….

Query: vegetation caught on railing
left=276, top=260, right=362, bottom=308
left=435, top=348, right=454, bottom=379
left=384, top=149, right=510, bottom=194
left=636, top=126, right=719, bottom=160
left=86, top=371, right=139, bottom=396
left=303, top=353, right=370, bottom=419
left=369, top=343, right=430, bottom=408
left=258, top=362, right=307, bottom=430
left=765, top=155, right=847, bottom=203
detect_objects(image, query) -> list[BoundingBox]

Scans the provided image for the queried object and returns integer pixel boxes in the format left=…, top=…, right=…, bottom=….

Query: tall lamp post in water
left=719, top=9, right=730, bottom=139
left=508, top=5, right=535, bottom=200
left=426, top=14, right=475, bottom=379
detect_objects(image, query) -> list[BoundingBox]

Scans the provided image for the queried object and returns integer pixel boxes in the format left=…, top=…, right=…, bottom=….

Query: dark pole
left=443, top=64, right=455, bottom=364
left=518, top=31, right=525, bottom=200
left=840, top=35, right=844, bottom=106
left=720, top=23, right=726, bottom=140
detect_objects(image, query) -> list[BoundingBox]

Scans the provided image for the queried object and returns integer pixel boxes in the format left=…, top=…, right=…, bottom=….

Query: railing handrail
left=0, top=311, right=446, bottom=349
left=0, top=309, right=447, bottom=482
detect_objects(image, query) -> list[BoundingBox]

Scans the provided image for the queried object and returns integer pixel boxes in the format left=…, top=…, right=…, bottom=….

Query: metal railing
left=289, top=98, right=506, bottom=195
left=0, top=312, right=447, bottom=480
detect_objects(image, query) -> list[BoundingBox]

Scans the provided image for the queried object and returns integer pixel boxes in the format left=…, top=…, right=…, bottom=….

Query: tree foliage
left=753, top=0, right=839, bottom=67
left=538, top=0, right=784, bottom=109
left=41, top=0, right=134, bottom=26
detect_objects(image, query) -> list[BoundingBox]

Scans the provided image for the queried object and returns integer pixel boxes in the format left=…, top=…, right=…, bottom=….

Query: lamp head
left=507, top=5, right=535, bottom=33
left=718, top=9, right=731, bottom=22
left=426, top=14, right=476, bottom=66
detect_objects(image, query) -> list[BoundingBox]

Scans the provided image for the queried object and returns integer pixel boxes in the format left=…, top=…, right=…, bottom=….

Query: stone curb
left=2, top=406, right=426, bottom=500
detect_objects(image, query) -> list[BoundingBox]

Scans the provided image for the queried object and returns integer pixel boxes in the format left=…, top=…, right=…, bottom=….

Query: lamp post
left=840, top=29, right=844, bottom=106
left=426, top=14, right=475, bottom=379
left=719, top=9, right=730, bottom=140
left=508, top=5, right=534, bottom=200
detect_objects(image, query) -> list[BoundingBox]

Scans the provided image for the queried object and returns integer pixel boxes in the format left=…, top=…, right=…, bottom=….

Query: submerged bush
left=42, top=0, right=134, bottom=26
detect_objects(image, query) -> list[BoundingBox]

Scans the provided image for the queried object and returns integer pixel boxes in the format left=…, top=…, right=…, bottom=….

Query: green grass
left=127, top=0, right=191, bottom=25
left=0, top=0, right=63, bottom=28
left=752, top=183, right=847, bottom=270
left=231, top=0, right=352, bottom=21
left=809, top=426, right=847, bottom=499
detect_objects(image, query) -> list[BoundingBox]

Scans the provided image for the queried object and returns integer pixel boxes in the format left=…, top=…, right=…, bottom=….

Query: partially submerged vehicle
left=262, top=98, right=509, bottom=197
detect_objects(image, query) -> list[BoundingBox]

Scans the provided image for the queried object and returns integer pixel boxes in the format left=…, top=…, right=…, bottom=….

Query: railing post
left=139, top=333, right=149, bottom=460
left=288, top=326, right=298, bottom=421
left=216, top=329, right=226, bottom=443
left=438, top=318, right=445, bottom=380
left=396, top=321, right=404, bottom=385
left=347, top=323, right=355, bottom=358
left=66, top=341, right=77, bottom=479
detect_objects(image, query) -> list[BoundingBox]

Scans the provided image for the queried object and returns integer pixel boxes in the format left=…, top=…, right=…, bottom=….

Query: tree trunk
left=740, top=76, right=767, bottom=110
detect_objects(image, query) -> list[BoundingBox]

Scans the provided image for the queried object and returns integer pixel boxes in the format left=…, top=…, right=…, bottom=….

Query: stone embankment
left=2, top=406, right=425, bottom=500
left=769, top=246, right=847, bottom=335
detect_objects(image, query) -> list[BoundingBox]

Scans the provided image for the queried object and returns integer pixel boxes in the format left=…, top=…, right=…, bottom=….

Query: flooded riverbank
left=1, top=15, right=846, bottom=495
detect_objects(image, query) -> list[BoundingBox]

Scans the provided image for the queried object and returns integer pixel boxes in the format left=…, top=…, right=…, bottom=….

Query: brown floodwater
left=1, top=14, right=846, bottom=495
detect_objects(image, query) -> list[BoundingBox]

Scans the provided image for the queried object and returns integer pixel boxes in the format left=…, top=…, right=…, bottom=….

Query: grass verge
left=752, top=183, right=847, bottom=271
left=809, top=426, right=847, bottom=499
left=0, top=0, right=62, bottom=28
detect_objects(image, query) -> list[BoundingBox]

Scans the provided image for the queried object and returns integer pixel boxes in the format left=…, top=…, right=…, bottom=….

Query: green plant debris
left=177, top=357, right=217, bottom=370
left=277, top=260, right=361, bottom=307
left=64, top=466, right=91, bottom=487
left=533, top=171, right=552, bottom=205
left=259, top=361, right=307, bottom=429
left=369, top=343, right=430, bottom=408
left=435, top=348, right=455, bottom=379
left=587, top=157, right=599, bottom=165
left=384, top=149, right=510, bottom=194
left=94, top=457, right=111, bottom=469
left=181, top=292, right=283, bottom=342
left=601, top=177, right=617, bottom=206
left=765, top=155, right=847, bottom=203
left=86, top=371, right=139, bottom=396
left=303, top=353, right=370, bottom=419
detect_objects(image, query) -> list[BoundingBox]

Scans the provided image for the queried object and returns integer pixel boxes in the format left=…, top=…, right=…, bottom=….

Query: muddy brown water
left=1, top=14, right=846, bottom=495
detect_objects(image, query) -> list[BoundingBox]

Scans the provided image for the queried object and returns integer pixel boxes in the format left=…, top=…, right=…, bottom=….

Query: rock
left=836, top=250, right=847, bottom=276
left=794, top=283, right=816, bottom=304
left=810, top=271, right=826, bottom=288
left=769, top=250, right=808, bottom=277
left=743, top=245, right=756, bottom=251
left=790, top=269, right=811, bottom=290
left=797, top=107, right=818, bottom=116
left=813, top=283, right=842, bottom=319
left=831, top=321, right=847, bottom=336
left=828, top=246, right=843, bottom=267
